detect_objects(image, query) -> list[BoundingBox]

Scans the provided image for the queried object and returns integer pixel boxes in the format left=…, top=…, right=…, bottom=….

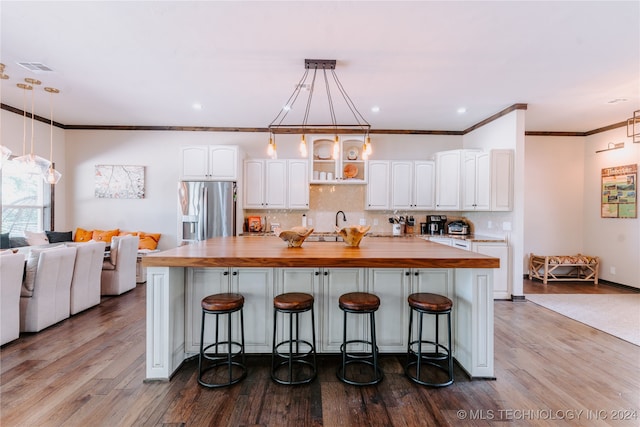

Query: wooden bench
left=528, top=253, right=599, bottom=284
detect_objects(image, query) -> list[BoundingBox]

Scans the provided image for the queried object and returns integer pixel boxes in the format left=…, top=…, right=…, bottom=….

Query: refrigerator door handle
left=202, top=186, right=209, bottom=241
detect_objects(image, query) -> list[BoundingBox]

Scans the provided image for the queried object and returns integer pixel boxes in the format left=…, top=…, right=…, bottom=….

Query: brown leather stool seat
left=406, top=292, right=454, bottom=387
left=198, top=293, right=247, bottom=388
left=272, top=292, right=317, bottom=385
left=337, top=292, right=383, bottom=386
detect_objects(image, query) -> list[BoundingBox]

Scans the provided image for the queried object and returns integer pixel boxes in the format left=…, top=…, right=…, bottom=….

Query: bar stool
left=337, top=292, right=383, bottom=386
left=197, top=293, right=247, bottom=388
left=405, top=292, right=453, bottom=387
left=271, top=292, right=317, bottom=385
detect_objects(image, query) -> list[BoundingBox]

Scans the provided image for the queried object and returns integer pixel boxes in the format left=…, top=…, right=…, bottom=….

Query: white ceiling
left=1, top=1, right=639, bottom=133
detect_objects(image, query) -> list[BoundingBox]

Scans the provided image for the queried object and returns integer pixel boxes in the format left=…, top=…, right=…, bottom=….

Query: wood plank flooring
left=1, top=281, right=639, bottom=426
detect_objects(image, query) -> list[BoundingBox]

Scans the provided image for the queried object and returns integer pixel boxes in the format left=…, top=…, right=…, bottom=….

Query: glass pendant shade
left=299, top=135, right=308, bottom=157
left=44, top=165, right=62, bottom=184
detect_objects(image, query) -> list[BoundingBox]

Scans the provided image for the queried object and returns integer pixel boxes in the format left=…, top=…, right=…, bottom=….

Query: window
left=1, top=160, right=53, bottom=235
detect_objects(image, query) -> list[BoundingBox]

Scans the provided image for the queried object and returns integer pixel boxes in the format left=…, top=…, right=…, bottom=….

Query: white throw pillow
left=21, top=245, right=65, bottom=297
left=24, top=231, right=49, bottom=246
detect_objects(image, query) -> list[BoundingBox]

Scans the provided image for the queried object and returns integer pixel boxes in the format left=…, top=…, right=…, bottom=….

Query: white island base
left=145, top=266, right=494, bottom=381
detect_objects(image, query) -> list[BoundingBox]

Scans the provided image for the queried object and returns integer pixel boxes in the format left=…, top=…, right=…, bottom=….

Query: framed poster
left=601, top=164, right=636, bottom=218
left=95, top=165, right=145, bottom=199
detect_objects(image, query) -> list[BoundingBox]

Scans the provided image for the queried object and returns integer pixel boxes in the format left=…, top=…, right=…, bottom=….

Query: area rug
left=526, top=294, right=640, bottom=346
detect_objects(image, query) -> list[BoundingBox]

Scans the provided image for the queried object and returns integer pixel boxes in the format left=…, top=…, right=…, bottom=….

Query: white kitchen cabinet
left=434, top=150, right=463, bottom=210
left=310, top=136, right=367, bottom=184
left=287, top=159, right=309, bottom=209
left=230, top=268, right=274, bottom=352
left=180, top=145, right=239, bottom=181
left=368, top=269, right=410, bottom=351
left=365, top=160, right=390, bottom=210
left=490, top=149, right=514, bottom=211
left=391, top=160, right=435, bottom=210
left=243, top=159, right=287, bottom=209
left=472, top=241, right=510, bottom=299
left=462, top=151, right=490, bottom=210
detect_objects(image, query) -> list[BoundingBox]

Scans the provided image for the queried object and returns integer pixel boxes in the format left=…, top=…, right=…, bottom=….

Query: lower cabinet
left=185, top=266, right=454, bottom=354
left=472, top=242, right=510, bottom=299
left=185, top=267, right=273, bottom=354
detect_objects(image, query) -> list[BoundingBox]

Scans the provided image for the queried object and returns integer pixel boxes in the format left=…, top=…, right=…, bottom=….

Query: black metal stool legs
left=271, top=303, right=317, bottom=385
left=198, top=306, right=247, bottom=388
left=405, top=307, right=453, bottom=387
left=337, top=308, right=383, bottom=386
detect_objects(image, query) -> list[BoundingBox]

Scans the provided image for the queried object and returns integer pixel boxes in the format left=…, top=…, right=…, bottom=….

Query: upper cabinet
left=490, top=149, right=514, bottom=211
left=462, top=151, right=490, bottom=211
left=180, top=145, right=239, bottom=181
left=310, top=136, right=367, bottom=184
left=391, top=160, right=435, bottom=211
left=434, top=150, right=464, bottom=210
left=365, top=161, right=390, bottom=210
left=243, top=159, right=309, bottom=210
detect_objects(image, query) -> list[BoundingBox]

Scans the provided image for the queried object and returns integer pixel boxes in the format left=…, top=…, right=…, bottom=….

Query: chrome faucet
left=335, top=210, right=347, bottom=228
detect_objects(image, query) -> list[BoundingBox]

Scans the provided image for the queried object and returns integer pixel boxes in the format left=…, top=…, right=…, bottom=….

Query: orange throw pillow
left=138, top=232, right=161, bottom=250
left=92, top=229, right=120, bottom=243
left=74, top=228, right=93, bottom=242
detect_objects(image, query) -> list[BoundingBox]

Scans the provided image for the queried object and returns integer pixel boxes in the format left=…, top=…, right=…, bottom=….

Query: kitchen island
left=143, top=236, right=499, bottom=381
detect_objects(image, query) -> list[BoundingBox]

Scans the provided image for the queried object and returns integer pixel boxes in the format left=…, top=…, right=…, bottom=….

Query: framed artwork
left=601, top=164, right=636, bottom=218
left=95, top=165, right=145, bottom=199
left=248, top=216, right=262, bottom=232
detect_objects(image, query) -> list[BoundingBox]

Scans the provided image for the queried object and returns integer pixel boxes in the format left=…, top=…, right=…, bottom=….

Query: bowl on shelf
left=335, top=225, right=371, bottom=247
left=278, top=227, right=314, bottom=248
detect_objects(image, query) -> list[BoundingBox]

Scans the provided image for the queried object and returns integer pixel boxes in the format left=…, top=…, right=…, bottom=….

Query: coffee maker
left=426, top=215, right=447, bottom=235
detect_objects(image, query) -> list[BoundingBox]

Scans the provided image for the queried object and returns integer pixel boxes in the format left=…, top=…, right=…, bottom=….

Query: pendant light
left=13, top=78, right=51, bottom=173
left=0, top=63, right=11, bottom=166
left=44, top=87, right=61, bottom=184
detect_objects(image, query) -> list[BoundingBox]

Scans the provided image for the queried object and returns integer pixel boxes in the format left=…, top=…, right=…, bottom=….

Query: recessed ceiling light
left=457, top=107, right=467, bottom=114
left=371, top=106, right=380, bottom=113
left=192, top=103, right=202, bottom=110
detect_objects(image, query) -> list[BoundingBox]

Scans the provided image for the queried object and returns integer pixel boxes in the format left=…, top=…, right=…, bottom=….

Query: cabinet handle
left=315, top=271, right=320, bottom=276
left=405, top=271, right=410, bottom=276
left=324, top=271, right=328, bottom=276
left=414, top=272, right=419, bottom=276
left=232, top=271, right=238, bottom=276
left=223, top=271, right=229, bottom=276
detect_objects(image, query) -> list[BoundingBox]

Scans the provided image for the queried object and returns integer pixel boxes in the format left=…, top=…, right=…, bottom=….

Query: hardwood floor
left=2, top=281, right=639, bottom=426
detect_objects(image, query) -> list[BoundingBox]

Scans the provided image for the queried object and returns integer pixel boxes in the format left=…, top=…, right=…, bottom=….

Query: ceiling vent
left=17, top=62, right=54, bottom=73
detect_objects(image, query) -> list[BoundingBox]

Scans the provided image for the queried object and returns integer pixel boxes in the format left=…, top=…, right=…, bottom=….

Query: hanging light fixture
left=44, top=87, right=61, bottom=184
left=267, top=59, right=371, bottom=159
left=0, top=63, right=12, bottom=165
left=13, top=78, right=51, bottom=173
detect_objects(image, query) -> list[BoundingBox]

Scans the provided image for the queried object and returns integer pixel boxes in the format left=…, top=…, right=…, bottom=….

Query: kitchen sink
left=306, top=234, right=343, bottom=242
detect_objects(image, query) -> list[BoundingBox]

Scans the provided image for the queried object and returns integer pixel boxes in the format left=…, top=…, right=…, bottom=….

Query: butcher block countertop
left=143, top=236, right=499, bottom=269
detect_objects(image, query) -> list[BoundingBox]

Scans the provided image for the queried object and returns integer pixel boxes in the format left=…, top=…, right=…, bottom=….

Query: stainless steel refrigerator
left=178, top=181, right=236, bottom=243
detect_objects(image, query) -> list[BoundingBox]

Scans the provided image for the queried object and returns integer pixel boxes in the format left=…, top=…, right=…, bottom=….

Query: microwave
left=447, top=220, right=469, bottom=235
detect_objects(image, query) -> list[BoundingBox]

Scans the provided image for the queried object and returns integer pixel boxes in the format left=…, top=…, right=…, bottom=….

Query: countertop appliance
left=447, top=220, right=469, bottom=235
left=179, top=181, right=236, bottom=243
left=425, top=215, right=447, bottom=235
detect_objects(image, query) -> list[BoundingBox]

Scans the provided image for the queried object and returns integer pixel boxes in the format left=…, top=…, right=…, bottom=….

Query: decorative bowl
left=343, top=163, right=358, bottom=178
left=335, top=225, right=371, bottom=247
left=278, top=227, right=314, bottom=248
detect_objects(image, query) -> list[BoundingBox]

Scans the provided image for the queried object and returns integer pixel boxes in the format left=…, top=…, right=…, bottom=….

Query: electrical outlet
left=308, top=218, right=313, bottom=226
left=502, top=222, right=512, bottom=231
left=373, top=218, right=379, bottom=225
left=359, top=218, right=366, bottom=225
left=610, top=266, right=616, bottom=275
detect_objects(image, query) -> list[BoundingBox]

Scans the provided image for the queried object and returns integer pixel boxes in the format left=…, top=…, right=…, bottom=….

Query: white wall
left=584, top=128, right=639, bottom=288
left=463, top=109, right=525, bottom=296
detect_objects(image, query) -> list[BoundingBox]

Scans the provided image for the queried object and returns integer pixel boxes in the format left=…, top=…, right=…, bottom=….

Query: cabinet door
left=413, top=161, right=435, bottom=210
left=491, top=150, right=514, bottom=211
left=435, top=151, right=461, bottom=210
left=391, top=161, right=413, bottom=209
left=321, top=268, right=366, bottom=352
left=473, top=242, right=510, bottom=299
left=462, top=151, right=477, bottom=210
left=184, top=267, right=231, bottom=353
left=475, top=152, right=491, bottom=210
left=231, top=268, right=274, bottom=352
left=243, top=160, right=265, bottom=208
left=265, top=160, right=287, bottom=209
left=366, top=161, right=390, bottom=210
left=208, top=146, right=238, bottom=181
left=180, top=146, right=210, bottom=180
left=411, top=269, right=455, bottom=350
left=277, top=268, right=320, bottom=345
left=368, top=268, right=410, bottom=352
left=287, top=160, right=309, bottom=209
